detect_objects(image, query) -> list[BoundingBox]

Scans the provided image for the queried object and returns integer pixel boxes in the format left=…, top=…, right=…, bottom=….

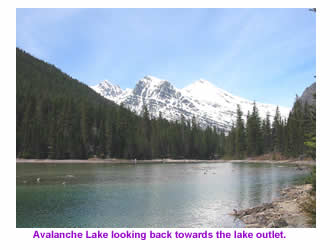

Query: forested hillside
left=16, top=48, right=222, bottom=160
left=16, top=48, right=315, bottom=160
left=225, top=96, right=315, bottom=159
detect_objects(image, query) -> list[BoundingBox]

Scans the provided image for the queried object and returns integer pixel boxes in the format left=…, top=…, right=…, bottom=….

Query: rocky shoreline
left=232, top=184, right=315, bottom=228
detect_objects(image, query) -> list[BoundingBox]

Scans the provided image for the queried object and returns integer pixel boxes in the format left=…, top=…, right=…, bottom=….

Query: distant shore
left=16, top=158, right=315, bottom=166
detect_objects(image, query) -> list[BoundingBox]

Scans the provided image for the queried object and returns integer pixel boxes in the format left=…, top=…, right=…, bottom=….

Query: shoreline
left=16, top=158, right=315, bottom=166
left=232, top=184, right=315, bottom=228
left=17, top=158, right=315, bottom=228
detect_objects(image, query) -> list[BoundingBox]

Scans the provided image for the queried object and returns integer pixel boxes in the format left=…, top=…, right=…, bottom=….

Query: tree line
left=225, top=97, right=315, bottom=160
left=16, top=48, right=222, bottom=160
left=16, top=48, right=315, bottom=160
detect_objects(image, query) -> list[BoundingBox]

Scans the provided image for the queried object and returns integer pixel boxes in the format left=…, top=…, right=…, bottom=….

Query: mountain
left=91, top=76, right=290, bottom=130
left=299, top=82, right=316, bottom=106
left=16, top=48, right=225, bottom=160
left=16, top=48, right=312, bottom=160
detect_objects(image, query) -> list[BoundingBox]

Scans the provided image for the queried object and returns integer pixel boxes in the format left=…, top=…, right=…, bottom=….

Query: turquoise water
left=16, top=162, right=309, bottom=228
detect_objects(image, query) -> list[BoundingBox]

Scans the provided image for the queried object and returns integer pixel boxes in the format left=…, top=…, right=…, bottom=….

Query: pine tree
left=226, top=123, right=236, bottom=157
left=262, top=112, right=272, bottom=153
left=304, top=94, right=316, bottom=160
left=235, top=105, right=246, bottom=159
left=141, top=105, right=152, bottom=159
left=272, top=106, right=282, bottom=153
left=246, top=102, right=262, bottom=156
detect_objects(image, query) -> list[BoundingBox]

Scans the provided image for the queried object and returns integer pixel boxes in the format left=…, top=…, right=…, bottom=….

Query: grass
left=304, top=166, right=316, bottom=191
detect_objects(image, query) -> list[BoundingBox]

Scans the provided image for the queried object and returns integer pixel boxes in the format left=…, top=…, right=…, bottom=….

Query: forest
left=16, top=48, right=316, bottom=160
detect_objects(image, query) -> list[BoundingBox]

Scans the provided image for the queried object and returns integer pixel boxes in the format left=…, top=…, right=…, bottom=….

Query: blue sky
left=16, top=8, right=315, bottom=107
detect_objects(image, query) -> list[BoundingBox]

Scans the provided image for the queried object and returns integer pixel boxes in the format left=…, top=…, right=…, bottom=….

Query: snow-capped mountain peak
left=100, top=79, right=113, bottom=87
left=133, top=76, right=178, bottom=100
left=135, top=75, right=169, bottom=90
left=182, top=79, right=233, bottom=104
left=91, top=80, right=123, bottom=99
left=143, top=75, right=163, bottom=83
left=186, top=79, right=216, bottom=88
left=91, top=76, right=290, bottom=130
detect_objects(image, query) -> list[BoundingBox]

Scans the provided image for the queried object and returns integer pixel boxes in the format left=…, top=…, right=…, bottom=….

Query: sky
left=16, top=8, right=316, bottom=108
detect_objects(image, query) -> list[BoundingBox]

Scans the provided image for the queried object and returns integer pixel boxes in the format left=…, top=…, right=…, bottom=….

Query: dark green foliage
left=304, top=94, right=316, bottom=161
left=222, top=92, right=316, bottom=160
left=246, top=102, right=263, bottom=156
left=304, top=94, right=316, bottom=192
left=286, top=97, right=305, bottom=157
left=272, top=106, right=283, bottom=153
left=235, top=105, right=246, bottom=159
left=261, top=113, right=272, bottom=153
left=16, top=48, right=223, bottom=160
left=305, top=166, right=316, bottom=191
left=16, top=48, right=316, bottom=161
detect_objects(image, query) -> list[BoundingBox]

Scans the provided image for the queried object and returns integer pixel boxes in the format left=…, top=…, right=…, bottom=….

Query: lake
left=16, top=162, right=310, bottom=228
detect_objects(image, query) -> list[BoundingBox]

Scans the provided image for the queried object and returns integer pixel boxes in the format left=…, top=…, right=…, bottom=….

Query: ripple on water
left=16, top=162, right=310, bottom=228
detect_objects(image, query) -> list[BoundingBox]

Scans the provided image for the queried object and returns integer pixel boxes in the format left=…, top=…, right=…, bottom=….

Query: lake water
left=16, top=162, right=310, bottom=228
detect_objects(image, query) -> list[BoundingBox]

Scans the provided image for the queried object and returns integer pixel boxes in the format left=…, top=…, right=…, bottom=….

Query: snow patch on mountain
left=90, top=76, right=290, bottom=130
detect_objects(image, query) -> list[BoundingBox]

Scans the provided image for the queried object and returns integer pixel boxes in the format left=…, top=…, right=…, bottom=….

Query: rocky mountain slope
left=299, top=82, right=316, bottom=106
left=91, top=76, right=290, bottom=130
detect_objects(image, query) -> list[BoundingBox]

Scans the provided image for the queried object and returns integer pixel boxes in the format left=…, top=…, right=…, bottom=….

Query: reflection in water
left=16, top=162, right=309, bottom=228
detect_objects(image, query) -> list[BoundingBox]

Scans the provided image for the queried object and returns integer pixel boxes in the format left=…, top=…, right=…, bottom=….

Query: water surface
left=16, top=162, right=309, bottom=228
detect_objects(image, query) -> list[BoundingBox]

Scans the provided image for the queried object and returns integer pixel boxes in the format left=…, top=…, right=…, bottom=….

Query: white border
left=2, top=1, right=328, bottom=249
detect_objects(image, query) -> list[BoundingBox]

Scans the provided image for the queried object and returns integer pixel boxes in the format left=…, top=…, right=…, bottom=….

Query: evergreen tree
left=272, top=106, right=282, bottom=153
left=261, top=112, right=272, bottom=154
left=235, top=105, right=246, bottom=159
left=304, top=94, right=316, bottom=160
left=246, top=102, right=262, bottom=156
left=16, top=48, right=316, bottom=162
